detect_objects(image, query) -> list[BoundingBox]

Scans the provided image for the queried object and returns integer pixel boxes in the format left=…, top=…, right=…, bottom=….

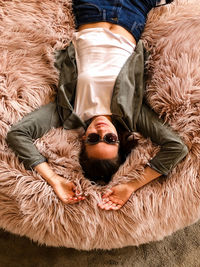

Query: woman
left=6, top=0, right=188, bottom=211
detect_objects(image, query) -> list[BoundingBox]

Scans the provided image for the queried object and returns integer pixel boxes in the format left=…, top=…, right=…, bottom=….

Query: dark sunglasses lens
left=104, top=133, right=118, bottom=143
left=87, top=133, right=100, bottom=144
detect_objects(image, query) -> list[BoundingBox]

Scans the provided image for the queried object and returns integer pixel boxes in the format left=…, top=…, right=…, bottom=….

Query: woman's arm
left=98, top=103, right=188, bottom=210
left=98, top=166, right=161, bottom=210
left=35, top=162, right=85, bottom=203
left=6, top=102, right=61, bottom=169
left=136, top=103, right=188, bottom=176
left=6, top=102, right=85, bottom=203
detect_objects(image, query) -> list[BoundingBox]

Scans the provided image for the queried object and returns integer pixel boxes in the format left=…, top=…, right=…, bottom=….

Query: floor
left=1, top=220, right=200, bottom=267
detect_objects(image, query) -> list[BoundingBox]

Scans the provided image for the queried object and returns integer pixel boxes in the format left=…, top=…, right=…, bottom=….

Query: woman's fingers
left=100, top=183, right=135, bottom=210
left=98, top=200, right=112, bottom=210
left=98, top=188, right=125, bottom=210
left=109, top=195, right=124, bottom=206
left=63, top=195, right=84, bottom=204
left=98, top=197, right=123, bottom=210
left=54, top=181, right=86, bottom=204
left=111, top=204, right=122, bottom=210
left=104, top=201, right=122, bottom=210
left=98, top=200, right=122, bottom=210
left=102, top=188, right=113, bottom=198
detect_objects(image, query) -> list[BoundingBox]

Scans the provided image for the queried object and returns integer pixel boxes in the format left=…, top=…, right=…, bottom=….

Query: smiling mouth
left=96, top=123, right=108, bottom=127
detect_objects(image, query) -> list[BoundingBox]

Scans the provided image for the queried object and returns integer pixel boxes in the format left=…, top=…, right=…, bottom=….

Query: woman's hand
left=49, top=174, right=85, bottom=204
left=34, top=162, right=85, bottom=204
left=98, top=166, right=162, bottom=211
left=98, top=182, right=135, bottom=211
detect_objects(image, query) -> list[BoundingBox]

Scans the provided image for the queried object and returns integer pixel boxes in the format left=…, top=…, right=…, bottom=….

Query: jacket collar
left=55, top=40, right=148, bottom=132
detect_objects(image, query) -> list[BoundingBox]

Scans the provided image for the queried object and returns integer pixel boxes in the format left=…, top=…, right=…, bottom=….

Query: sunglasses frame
left=85, top=133, right=120, bottom=145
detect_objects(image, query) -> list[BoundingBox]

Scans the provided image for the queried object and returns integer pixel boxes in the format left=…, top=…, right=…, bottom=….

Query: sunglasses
left=85, top=133, right=119, bottom=145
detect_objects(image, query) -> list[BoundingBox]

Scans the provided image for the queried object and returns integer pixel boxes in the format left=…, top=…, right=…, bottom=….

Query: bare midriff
left=78, top=22, right=136, bottom=45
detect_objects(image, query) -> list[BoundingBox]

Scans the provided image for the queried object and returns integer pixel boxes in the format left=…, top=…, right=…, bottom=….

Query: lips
left=96, top=122, right=108, bottom=127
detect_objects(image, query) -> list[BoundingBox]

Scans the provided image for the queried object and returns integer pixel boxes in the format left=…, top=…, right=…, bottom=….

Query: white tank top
left=73, top=28, right=136, bottom=122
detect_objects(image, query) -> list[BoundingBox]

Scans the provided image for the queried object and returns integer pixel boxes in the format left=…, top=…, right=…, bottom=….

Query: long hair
left=79, top=143, right=123, bottom=184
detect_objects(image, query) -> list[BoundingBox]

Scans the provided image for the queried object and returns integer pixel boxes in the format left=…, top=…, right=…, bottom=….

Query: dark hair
left=79, top=143, right=123, bottom=184
left=79, top=122, right=138, bottom=184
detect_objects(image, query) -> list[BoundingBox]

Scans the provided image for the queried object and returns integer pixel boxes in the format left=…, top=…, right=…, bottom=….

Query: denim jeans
left=72, top=0, right=174, bottom=42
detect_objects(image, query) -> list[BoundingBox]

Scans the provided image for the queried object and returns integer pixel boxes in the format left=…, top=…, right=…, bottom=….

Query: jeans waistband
left=72, top=0, right=173, bottom=42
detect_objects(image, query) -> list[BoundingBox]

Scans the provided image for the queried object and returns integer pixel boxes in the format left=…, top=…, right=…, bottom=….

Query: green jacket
left=6, top=41, right=188, bottom=175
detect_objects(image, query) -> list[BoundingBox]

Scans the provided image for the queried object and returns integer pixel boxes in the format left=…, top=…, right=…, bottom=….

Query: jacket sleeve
left=136, top=103, right=188, bottom=175
left=6, top=102, right=62, bottom=170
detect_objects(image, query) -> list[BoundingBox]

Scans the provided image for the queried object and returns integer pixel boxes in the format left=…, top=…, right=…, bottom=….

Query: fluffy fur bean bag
left=0, top=0, right=200, bottom=250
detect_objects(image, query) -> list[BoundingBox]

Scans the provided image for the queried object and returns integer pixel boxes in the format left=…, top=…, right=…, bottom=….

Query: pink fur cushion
left=0, top=0, right=200, bottom=249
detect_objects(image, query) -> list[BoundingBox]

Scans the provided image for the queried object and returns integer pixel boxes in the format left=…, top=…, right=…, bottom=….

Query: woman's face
left=83, top=116, right=119, bottom=159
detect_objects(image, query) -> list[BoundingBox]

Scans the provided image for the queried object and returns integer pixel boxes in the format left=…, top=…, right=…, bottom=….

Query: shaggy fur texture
left=0, top=0, right=200, bottom=250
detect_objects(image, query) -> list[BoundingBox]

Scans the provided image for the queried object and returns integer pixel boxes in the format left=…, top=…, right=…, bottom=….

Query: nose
left=96, top=128, right=107, bottom=137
